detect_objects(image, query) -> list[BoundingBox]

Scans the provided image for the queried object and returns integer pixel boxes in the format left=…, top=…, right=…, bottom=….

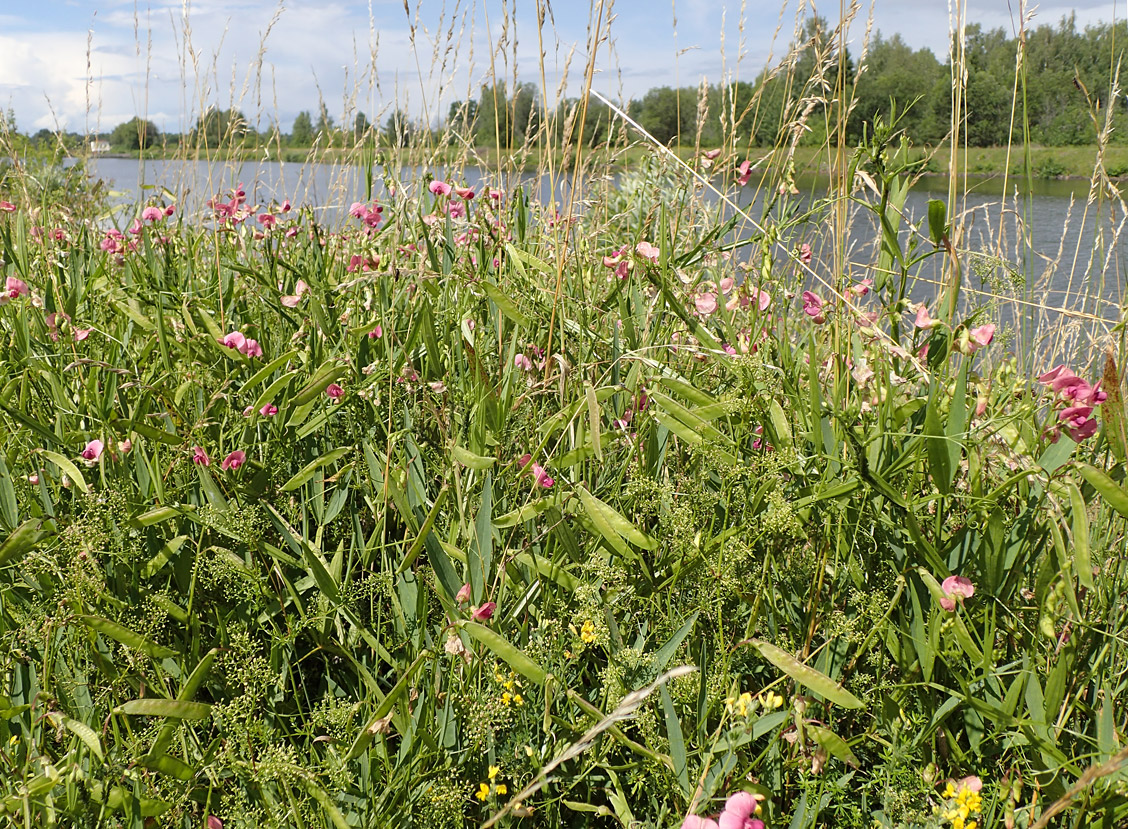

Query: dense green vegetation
left=1, top=106, right=1128, bottom=827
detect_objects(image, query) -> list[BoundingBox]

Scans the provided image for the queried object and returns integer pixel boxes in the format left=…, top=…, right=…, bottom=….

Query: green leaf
left=346, top=651, right=431, bottom=760
left=750, top=640, right=863, bottom=709
left=1066, top=480, right=1094, bottom=590
left=1076, top=463, right=1128, bottom=519
left=451, top=444, right=495, bottom=469
left=575, top=484, right=656, bottom=550
left=80, top=616, right=176, bottom=659
left=806, top=723, right=860, bottom=767
left=280, top=446, right=352, bottom=492
left=302, top=779, right=351, bottom=829
left=927, top=198, right=948, bottom=245
left=49, top=713, right=104, bottom=761
left=292, top=363, right=348, bottom=407
left=39, top=449, right=89, bottom=494
left=661, top=685, right=690, bottom=796
left=0, top=519, right=45, bottom=568
left=137, top=754, right=195, bottom=781
left=461, top=621, right=547, bottom=685
left=116, top=699, right=212, bottom=719
left=494, top=495, right=556, bottom=528
left=481, top=279, right=531, bottom=327
left=142, top=535, right=189, bottom=579
left=0, top=455, right=18, bottom=529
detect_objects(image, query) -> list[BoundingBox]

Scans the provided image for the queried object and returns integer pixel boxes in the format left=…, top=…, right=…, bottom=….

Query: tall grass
left=1, top=2, right=1128, bottom=828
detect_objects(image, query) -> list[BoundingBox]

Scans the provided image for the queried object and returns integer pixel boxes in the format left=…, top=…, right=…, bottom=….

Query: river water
left=78, top=156, right=1126, bottom=367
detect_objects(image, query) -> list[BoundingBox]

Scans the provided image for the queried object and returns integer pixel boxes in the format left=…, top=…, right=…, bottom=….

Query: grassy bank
left=1, top=140, right=1127, bottom=827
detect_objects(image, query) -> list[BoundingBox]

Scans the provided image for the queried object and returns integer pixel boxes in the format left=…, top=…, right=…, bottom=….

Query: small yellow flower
left=495, top=784, right=507, bottom=796
left=579, top=619, right=596, bottom=644
left=513, top=693, right=524, bottom=706
left=725, top=691, right=755, bottom=717
left=488, top=765, right=500, bottom=780
left=501, top=692, right=512, bottom=705
left=476, top=783, right=490, bottom=802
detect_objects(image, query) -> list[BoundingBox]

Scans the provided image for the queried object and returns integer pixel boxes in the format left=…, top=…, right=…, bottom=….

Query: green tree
left=291, top=111, right=313, bottom=146
left=110, top=117, right=160, bottom=151
left=354, top=112, right=371, bottom=143
left=193, top=108, right=248, bottom=147
left=383, top=110, right=413, bottom=147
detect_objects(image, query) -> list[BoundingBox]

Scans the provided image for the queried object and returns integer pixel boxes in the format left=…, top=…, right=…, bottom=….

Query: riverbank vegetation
left=2, top=2, right=1128, bottom=828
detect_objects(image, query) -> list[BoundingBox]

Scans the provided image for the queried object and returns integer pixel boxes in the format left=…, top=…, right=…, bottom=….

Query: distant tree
left=447, top=99, right=478, bottom=137
left=110, top=117, right=160, bottom=151
left=291, top=111, right=313, bottom=146
left=192, top=108, right=248, bottom=147
left=383, top=110, right=413, bottom=147
left=315, top=105, right=335, bottom=142
left=354, top=112, right=371, bottom=143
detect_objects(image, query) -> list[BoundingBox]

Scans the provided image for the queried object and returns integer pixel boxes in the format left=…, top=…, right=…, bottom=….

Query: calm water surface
left=79, top=156, right=1126, bottom=358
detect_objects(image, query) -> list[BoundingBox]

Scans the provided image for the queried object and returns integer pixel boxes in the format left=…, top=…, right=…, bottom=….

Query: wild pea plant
left=0, top=131, right=1127, bottom=829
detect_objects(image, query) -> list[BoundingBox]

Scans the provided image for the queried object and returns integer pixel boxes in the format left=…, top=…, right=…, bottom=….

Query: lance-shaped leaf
left=749, top=640, right=863, bottom=709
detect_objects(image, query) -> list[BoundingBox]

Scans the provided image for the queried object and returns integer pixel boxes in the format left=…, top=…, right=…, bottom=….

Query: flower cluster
left=938, top=776, right=983, bottom=829
left=475, top=765, right=507, bottom=802
left=1038, top=364, right=1106, bottom=441
left=683, top=791, right=765, bottom=829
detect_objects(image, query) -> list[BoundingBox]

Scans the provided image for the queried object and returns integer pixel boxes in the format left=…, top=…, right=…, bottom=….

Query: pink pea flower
left=429, top=180, right=452, bottom=197
left=802, top=291, right=825, bottom=323
left=488, top=188, right=502, bottom=201
left=850, top=278, right=872, bottom=296
left=471, top=601, right=496, bottom=621
left=241, top=338, right=263, bottom=358
left=717, top=792, right=765, bottom=829
left=192, top=446, right=211, bottom=466
left=81, top=439, right=104, bottom=466
left=220, top=450, right=246, bottom=471
left=695, top=293, right=718, bottom=316
left=118, top=439, right=132, bottom=454
left=281, top=200, right=292, bottom=213
left=280, top=279, right=310, bottom=308
left=455, top=186, right=475, bottom=200
left=348, top=202, right=368, bottom=219
left=259, top=403, right=278, bottom=416
left=456, top=583, right=472, bottom=604
left=703, top=148, right=722, bottom=160
left=3, top=276, right=29, bottom=302
left=257, top=213, right=277, bottom=228
left=736, top=159, right=753, bottom=186
left=682, top=818, right=719, bottom=829
left=208, top=817, right=223, bottom=829
left=164, top=204, right=176, bottom=217
left=798, top=243, right=812, bottom=264
left=531, top=464, right=553, bottom=488
left=220, top=331, right=246, bottom=351
left=939, top=575, right=975, bottom=612
left=970, top=323, right=995, bottom=349
left=955, top=775, right=982, bottom=794
left=0, top=201, right=15, bottom=211
left=141, top=206, right=163, bottom=222
left=514, top=354, right=534, bottom=372
left=914, top=305, right=938, bottom=330
left=73, top=327, right=94, bottom=341
left=326, top=383, right=344, bottom=401
left=756, top=289, right=771, bottom=311
left=369, top=325, right=383, bottom=339
left=635, top=241, right=660, bottom=263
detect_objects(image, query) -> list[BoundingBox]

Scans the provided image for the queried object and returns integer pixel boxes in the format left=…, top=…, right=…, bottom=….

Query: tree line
left=4, top=13, right=1126, bottom=155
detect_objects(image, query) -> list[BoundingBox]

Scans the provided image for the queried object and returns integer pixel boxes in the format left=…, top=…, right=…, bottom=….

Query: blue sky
left=0, top=0, right=1122, bottom=134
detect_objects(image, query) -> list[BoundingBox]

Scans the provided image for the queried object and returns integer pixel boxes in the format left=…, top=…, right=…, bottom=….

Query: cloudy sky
left=0, top=0, right=1122, bottom=135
